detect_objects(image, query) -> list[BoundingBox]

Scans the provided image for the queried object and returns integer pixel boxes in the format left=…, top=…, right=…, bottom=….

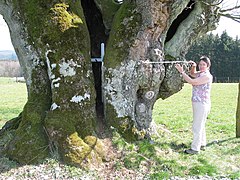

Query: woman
left=175, top=56, right=213, bottom=154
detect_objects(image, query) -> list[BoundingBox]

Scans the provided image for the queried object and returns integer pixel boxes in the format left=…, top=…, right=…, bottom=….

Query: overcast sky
left=0, top=1, right=240, bottom=51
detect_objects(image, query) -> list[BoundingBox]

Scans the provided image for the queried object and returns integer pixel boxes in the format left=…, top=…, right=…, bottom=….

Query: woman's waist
left=192, top=96, right=211, bottom=104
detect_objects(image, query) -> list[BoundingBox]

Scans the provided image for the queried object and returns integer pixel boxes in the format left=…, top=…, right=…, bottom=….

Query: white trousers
left=191, top=102, right=210, bottom=151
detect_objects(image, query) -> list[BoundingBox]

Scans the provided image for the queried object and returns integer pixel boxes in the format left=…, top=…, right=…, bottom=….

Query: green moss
left=44, top=111, right=103, bottom=166
left=63, top=132, right=92, bottom=166
left=42, top=1, right=91, bottom=71
left=94, top=0, right=121, bottom=29
left=165, top=54, right=176, bottom=61
left=0, top=130, right=15, bottom=156
left=45, top=1, right=89, bottom=51
left=106, top=103, right=137, bottom=142
left=84, top=135, right=98, bottom=147
left=44, top=110, right=98, bottom=166
left=50, top=3, right=83, bottom=32
left=13, top=0, right=50, bottom=43
left=104, top=0, right=142, bottom=68
left=84, top=136, right=106, bottom=160
left=0, top=113, right=22, bottom=131
left=45, top=110, right=95, bottom=138
left=5, top=118, right=50, bottom=164
left=3, top=64, right=52, bottom=164
left=8, top=0, right=95, bottom=166
left=13, top=0, right=89, bottom=55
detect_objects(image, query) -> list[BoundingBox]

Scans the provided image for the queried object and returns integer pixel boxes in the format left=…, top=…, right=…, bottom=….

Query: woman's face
left=198, top=60, right=209, bottom=72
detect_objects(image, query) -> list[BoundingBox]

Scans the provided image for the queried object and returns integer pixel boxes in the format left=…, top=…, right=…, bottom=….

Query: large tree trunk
left=103, top=0, right=219, bottom=140
left=0, top=0, right=219, bottom=166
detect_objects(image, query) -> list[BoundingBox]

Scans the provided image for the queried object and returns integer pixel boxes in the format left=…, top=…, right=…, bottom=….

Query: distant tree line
left=0, top=60, right=22, bottom=77
left=0, top=50, right=18, bottom=60
left=186, top=31, right=240, bottom=82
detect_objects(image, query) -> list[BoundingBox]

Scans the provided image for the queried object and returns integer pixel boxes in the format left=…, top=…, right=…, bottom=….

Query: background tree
left=0, top=0, right=228, bottom=167
left=186, top=31, right=240, bottom=82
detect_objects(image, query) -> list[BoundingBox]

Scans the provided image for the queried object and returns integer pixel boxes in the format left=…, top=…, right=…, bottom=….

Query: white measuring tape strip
left=141, top=60, right=191, bottom=72
left=142, top=60, right=189, bottom=64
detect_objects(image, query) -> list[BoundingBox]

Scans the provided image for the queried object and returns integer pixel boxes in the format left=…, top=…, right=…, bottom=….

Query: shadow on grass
left=152, top=137, right=240, bottom=155
left=206, top=137, right=239, bottom=147
left=0, top=157, right=20, bottom=174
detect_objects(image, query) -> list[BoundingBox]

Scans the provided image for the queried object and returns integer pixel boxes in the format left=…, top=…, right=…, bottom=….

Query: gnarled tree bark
left=0, top=0, right=219, bottom=166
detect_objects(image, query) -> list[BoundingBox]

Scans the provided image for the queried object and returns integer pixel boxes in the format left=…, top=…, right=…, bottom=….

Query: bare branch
left=198, top=0, right=240, bottom=24
left=218, top=12, right=240, bottom=23
left=220, top=5, right=240, bottom=13
left=198, top=0, right=225, bottom=6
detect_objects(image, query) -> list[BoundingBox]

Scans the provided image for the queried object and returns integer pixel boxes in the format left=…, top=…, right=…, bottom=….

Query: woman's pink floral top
left=192, top=70, right=213, bottom=104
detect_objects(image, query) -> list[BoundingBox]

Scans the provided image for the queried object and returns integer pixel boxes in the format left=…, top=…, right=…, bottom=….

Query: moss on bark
left=12, top=0, right=50, bottom=45
left=94, top=0, right=121, bottom=30
left=3, top=0, right=99, bottom=166
left=105, top=103, right=137, bottom=142
left=104, top=0, right=142, bottom=68
left=5, top=66, right=52, bottom=163
left=50, top=3, right=83, bottom=32
left=44, top=110, right=104, bottom=166
left=5, top=120, right=50, bottom=164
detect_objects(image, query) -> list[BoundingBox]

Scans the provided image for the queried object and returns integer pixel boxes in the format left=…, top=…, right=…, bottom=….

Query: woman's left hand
left=175, top=64, right=184, bottom=73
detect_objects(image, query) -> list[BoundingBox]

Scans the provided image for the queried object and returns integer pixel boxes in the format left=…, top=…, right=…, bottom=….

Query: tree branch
left=198, top=0, right=225, bottom=6
left=198, top=0, right=240, bottom=24
left=220, top=5, right=240, bottom=13
left=218, top=13, right=240, bottom=23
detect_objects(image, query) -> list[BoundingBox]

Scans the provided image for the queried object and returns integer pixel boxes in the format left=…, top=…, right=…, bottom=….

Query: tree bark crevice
left=81, top=0, right=108, bottom=132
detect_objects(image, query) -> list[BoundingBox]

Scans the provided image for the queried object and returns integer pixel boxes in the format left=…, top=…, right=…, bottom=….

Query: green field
left=153, top=83, right=238, bottom=142
left=151, top=83, right=239, bottom=178
left=0, top=77, right=27, bottom=128
left=0, top=77, right=239, bottom=179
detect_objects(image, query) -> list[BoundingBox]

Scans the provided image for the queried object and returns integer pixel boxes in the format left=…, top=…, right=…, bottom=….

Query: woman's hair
left=199, top=56, right=211, bottom=67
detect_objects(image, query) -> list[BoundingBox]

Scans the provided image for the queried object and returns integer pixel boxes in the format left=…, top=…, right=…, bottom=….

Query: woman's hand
left=175, top=64, right=184, bottom=73
left=188, top=60, right=197, bottom=67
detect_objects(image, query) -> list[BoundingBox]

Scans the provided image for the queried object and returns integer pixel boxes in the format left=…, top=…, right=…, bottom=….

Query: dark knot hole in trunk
left=165, top=0, right=196, bottom=43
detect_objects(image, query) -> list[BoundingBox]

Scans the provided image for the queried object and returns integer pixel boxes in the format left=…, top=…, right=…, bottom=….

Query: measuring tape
left=142, top=60, right=189, bottom=64
left=141, top=60, right=192, bottom=72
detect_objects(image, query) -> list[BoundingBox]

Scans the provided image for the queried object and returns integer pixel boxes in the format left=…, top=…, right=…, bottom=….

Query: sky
left=0, top=1, right=240, bottom=51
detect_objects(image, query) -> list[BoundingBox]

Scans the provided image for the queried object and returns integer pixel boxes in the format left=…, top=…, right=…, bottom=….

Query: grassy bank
left=0, top=77, right=239, bottom=179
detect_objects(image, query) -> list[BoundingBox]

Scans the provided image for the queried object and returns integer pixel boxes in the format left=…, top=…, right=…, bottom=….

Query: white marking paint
left=51, top=103, right=60, bottom=110
left=70, top=93, right=91, bottom=103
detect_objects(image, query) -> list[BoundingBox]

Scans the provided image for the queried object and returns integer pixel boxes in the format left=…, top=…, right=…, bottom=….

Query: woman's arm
left=181, top=72, right=210, bottom=85
left=175, top=64, right=211, bottom=86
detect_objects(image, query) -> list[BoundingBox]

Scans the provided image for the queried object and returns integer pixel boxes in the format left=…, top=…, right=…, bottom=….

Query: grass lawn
left=0, top=77, right=27, bottom=128
left=151, top=83, right=239, bottom=178
left=0, top=77, right=239, bottom=179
